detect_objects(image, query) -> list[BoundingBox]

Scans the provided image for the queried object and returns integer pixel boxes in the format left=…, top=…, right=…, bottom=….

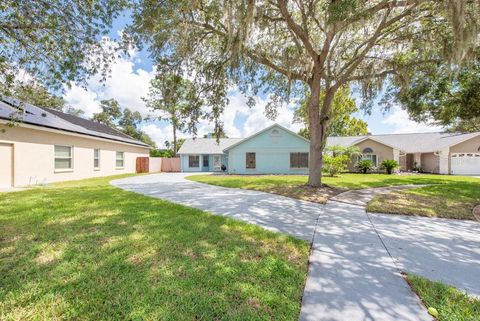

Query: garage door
left=451, top=153, right=480, bottom=175
left=0, top=143, right=13, bottom=188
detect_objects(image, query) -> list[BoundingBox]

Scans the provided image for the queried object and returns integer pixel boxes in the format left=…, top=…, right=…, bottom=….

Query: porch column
left=414, top=153, right=422, bottom=169
left=393, top=149, right=400, bottom=163
left=438, top=147, right=450, bottom=174
left=393, top=149, right=401, bottom=172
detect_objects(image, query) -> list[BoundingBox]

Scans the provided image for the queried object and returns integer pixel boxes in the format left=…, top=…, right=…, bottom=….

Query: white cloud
left=62, top=46, right=303, bottom=148
left=382, top=104, right=443, bottom=133
left=63, top=49, right=155, bottom=118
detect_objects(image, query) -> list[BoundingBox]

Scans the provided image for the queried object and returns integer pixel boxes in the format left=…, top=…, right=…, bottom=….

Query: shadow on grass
left=0, top=177, right=309, bottom=320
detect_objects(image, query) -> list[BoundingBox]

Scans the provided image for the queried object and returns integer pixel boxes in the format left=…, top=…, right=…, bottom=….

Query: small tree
left=380, top=159, right=400, bottom=174
left=145, top=73, right=201, bottom=156
left=357, top=160, right=375, bottom=174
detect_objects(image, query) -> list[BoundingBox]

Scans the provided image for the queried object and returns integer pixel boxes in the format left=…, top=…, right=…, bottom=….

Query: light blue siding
left=180, top=154, right=229, bottom=172
left=227, top=125, right=309, bottom=174
left=180, top=154, right=202, bottom=172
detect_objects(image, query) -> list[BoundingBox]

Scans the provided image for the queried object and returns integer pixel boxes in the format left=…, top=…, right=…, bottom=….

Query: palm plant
left=357, top=159, right=375, bottom=174
left=380, top=159, right=400, bottom=174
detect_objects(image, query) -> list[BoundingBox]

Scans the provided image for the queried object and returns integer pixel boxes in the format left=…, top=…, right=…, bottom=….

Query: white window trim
left=54, top=145, right=73, bottom=173
left=115, top=151, right=125, bottom=169
left=94, top=148, right=101, bottom=171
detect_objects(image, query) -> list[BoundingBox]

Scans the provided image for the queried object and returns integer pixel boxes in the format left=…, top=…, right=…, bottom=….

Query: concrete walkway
left=330, top=185, right=424, bottom=206
left=112, top=173, right=480, bottom=320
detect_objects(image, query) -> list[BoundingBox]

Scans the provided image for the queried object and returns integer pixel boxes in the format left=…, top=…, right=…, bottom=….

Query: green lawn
left=0, top=175, right=309, bottom=321
left=407, top=275, right=480, bottom=321
left=367, top=180, right=480, bottom=220
left=188, top=174, right=480, bottom=220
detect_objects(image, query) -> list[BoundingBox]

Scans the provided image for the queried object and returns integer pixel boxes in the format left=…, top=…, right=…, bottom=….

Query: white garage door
left=0, top=143, right=13, bottom=188
left=451, top=153, right=480, bottom=175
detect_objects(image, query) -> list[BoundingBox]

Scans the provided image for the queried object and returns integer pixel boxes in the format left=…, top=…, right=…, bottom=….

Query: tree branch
left=277, top=0, right=318, bottom=60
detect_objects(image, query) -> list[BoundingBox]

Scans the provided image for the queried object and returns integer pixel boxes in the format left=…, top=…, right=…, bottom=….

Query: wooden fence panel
left=136, top=157, right=150, bottom=173
left=161, top=158, right=181, bottom=172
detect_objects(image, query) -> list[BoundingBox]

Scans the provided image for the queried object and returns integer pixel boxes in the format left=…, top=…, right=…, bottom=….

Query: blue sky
left=62, top=12, right=442, bottom=147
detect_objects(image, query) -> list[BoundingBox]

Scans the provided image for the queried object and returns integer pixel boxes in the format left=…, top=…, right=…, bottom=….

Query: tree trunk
left=172, top=125, right=177, bottom=156
left=307, top=76, right=323, bottom=187
left=307, top=76, right=335, bottom=187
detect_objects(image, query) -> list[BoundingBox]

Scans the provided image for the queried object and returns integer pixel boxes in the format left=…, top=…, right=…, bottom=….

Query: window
left=213, top=155, right=221, bottom=169
left=362, top=154, right=378, bottom=166
left=246, top=152, right=256, bottom=169
left=94, top=149, right=100, bottom=169
left=202, top=155, right=209, bottom=167
left=290, top=152, right=309, bottom=168
left=361, top=147, right=377, bottom=166
left=189, top=155, right=199, bottom=167
left=54, top=145, right=72, bottom=170
left=116, top=151, right=124, bottom=168
left=55, top=145, right=73, bottom=170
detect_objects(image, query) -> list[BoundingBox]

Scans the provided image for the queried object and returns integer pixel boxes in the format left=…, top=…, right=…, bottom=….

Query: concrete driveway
left=112, top=173, right=480, bottom=321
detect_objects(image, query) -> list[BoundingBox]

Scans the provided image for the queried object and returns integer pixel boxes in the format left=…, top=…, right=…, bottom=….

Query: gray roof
left=327, top=132, right=480, bottom=153
left=0, top=97, right=150, bottom=147
left=178, top=138, right=243, bottom=154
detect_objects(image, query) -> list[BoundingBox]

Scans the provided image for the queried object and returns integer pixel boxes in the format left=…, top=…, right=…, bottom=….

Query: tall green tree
left=92, top=99, right=122, bottom=128
left=145, top=73, right=202, bottom=155
left=92, top=99, right=157, bottom=148
left=11, top=81, right=65, bottom=110
left=390, top=54, right=480, bottom=133
left=294, top=86, right=368, bottom=138
left=0, top=1, right=126, bottom=95
left=129, top=0, right=478, bottom=186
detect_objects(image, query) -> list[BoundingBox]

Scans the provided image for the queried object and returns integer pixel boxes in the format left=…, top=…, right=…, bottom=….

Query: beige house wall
left=0, top=124, right=149, bottom=187
left=347, top=139, right=394, bottom=172
left=421, top=152, right=439, bottom=173
left=450, top=135, right=480, bottom=154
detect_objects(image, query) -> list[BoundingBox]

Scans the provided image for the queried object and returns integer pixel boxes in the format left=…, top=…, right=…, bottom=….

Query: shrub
left=380, top=159, right=400, bottom=174
left=357, top=159, right=375, bottom=174
left=323, top=154, right=349, bottom=177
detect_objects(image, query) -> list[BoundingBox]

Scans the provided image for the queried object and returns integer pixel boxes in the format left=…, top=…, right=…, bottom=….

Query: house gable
left=449, top=134, right=480, bottom=153
left=226, top=124, right=309, bottom=174
left=226, top=124, right=309, bottom=153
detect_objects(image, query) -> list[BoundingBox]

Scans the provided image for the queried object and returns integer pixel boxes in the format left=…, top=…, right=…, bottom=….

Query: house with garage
left=0, top=97, right=150, bottom=188
left=179, top=122, right=480, bottom=175
left=327, top=131, right=480, bottom=175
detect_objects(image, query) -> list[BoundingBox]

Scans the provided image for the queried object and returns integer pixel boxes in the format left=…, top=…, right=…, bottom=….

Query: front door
left=213, top=155, right=221, bottom=170
left=0, top=143, right=13, bottom=188
left=202, top=155, right=209, bottom=171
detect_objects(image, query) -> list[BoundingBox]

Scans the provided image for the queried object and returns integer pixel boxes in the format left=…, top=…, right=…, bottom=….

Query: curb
left=473, top=205, right=480, bottom=222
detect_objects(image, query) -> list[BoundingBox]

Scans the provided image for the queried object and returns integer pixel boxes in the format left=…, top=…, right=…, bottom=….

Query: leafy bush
left=380, top=159, right=400, bottom=174
left=357, top=159, right=375, bottom=174
left=323, top=154, right=349, bottom=177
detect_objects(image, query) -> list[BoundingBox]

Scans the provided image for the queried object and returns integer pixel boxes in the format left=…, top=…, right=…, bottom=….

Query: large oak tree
left=1, top=0, right=126, bottom=95
left=129, top=0, right=478, bottom=186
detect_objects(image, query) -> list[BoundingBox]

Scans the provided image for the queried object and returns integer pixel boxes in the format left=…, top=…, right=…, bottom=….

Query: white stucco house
left=0, top=97, right=150, bottom=188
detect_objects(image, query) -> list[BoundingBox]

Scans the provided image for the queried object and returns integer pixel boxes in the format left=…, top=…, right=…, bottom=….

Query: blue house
left=178, top=124, right=310, bottom=174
